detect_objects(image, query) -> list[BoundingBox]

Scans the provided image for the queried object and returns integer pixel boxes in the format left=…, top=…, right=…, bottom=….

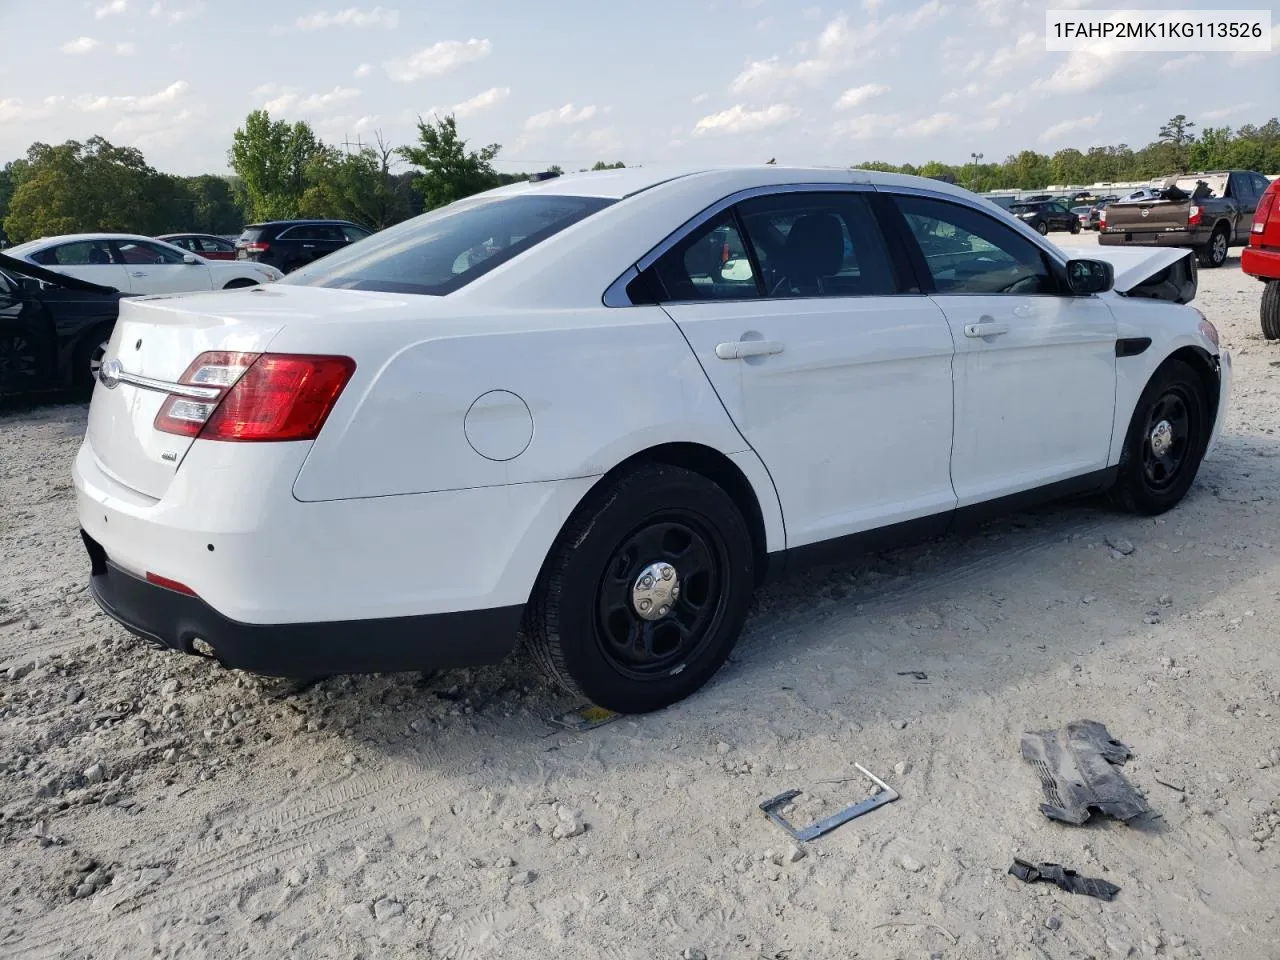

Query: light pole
left=969, top=152, right=983, bottom=192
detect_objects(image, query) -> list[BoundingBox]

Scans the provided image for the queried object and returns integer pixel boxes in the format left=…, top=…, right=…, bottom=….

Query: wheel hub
left=631, top=561, right=680, bottom=621
left=1149, top=419, right=1174, bottom=457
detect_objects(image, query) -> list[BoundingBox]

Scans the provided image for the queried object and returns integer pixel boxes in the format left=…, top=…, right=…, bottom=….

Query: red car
left=155, top=233, right=238, bottom=261
left=1241, top=177, right=1280, bottom=339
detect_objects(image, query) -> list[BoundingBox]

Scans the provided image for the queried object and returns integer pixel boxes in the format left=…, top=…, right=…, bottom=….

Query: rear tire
left=1261, top=280, right=1280, bottom=341
left=1108, top=359, right=1211, bottom=516
left=1196, top=225, right=1230, bottom=268
left=523, top=464, right=756, bottom=714
left=1070, top=220, right=1081, bottom=234
left=1036, top=220, right=1049, bottom=235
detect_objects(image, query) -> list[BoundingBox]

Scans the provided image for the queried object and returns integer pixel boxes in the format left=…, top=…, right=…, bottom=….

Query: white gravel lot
left=2, top=235, right=1278, bottom=960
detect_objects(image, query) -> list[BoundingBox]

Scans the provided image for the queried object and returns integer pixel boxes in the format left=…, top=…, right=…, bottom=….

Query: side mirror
left=719, top=258, right=754, bottom=282
left=1066, top=258, right=1113, bottom=295
left=18, top=276, right=43, bottom=294
left=182, top=253, right=199, bottom=264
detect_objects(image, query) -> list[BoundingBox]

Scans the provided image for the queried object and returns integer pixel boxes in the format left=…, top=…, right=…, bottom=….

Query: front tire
left=1109, top=359, right=1211, bottom=515
left=524, top=464, right=756, bottom=714
left=1036, top=220, right=1049, bottom=235
left=73, top=326, right=113, bottom=389
left=1261, top=280, right=1280, bottom=341
left=1196, top=226, right=1230, bottom=268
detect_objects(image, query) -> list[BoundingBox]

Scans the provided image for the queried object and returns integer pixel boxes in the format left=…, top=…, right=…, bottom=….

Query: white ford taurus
left=74, top=165, right=1231, bottom=713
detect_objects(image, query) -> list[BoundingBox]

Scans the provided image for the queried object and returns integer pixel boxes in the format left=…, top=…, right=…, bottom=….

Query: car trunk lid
left=1102, top=198, right=1192, bottom=235
left=85, top=291, right=288, bottom=499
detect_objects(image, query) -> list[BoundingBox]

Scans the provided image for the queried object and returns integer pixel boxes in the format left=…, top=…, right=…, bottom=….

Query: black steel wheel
left=524, top=464, right=755, bottom=713
left=1109, top=358, right=1211, bottom=515
left=1261, top=280, right=1280, bottom=340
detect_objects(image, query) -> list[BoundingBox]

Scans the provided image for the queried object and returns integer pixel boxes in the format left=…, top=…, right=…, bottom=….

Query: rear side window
left=281, top=195, right=615, bottom=296
left=341, top=225, right=371, bottom=242
left=34, top=240, right=118, bottom=266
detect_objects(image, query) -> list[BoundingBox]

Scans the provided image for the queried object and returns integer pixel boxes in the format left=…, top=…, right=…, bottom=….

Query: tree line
left=2, top=111, right=1277, bottom=245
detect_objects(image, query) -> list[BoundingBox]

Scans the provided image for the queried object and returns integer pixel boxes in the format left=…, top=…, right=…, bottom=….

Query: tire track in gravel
left=7, top=744, right=482, bottom=955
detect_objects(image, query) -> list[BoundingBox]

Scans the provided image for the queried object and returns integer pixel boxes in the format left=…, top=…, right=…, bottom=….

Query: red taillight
left=1252, top=182, right=1277, bottom=236
left=1099, top=207, right=1107, bottom=227
left=242, top=241, right=270, bottom=253
left=146, top=572, right=197, bottom=596
left=153, top=352, right=355, bottom=442
left=1187, top=204, right=1202, bottom=227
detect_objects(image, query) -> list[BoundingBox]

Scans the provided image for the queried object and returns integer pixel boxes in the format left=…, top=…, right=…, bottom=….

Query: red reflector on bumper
left=145, top=572, right=197, bottom=596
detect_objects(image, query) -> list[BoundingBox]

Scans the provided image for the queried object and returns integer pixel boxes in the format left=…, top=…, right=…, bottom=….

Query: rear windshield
left=237, top=228, right=265, bottom=242
left=1172, top=174, right=1228, bottom=198
left=278, top=194, right=615, bottom=296
left=1009, top=203, right=1039, bottom=213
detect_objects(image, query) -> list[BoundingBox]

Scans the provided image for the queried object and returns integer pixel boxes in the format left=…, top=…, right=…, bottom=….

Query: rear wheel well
left=223, top=278, right=259, bottom=289
left=1161, top=346, right=1221, bottom=424
left=589, top=443, right=770, bottom=584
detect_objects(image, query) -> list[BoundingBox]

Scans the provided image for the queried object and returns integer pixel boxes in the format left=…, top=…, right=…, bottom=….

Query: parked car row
left=1, top=219, right=375, bottom=396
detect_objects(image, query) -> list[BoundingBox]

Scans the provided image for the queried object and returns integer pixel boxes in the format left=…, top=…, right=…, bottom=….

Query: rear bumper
left=1099, top=229, right=1200, bottom=247
left=1241, top=246, right=1280, bottom=280
left=83, top=529, right=522, bottom=676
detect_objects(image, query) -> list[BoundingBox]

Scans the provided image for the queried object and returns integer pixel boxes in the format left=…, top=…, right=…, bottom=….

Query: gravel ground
left=2, top=237, right=1278, bottom=959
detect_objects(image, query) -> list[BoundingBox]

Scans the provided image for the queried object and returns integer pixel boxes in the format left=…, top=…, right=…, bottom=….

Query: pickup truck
left=1098, top=169, right=1273, bottom=268
left=1241, top=176, right=1280, bottom=339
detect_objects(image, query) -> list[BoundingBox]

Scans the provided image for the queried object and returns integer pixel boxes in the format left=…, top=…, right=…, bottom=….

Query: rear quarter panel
left=285, top=306, right=760, bottom=501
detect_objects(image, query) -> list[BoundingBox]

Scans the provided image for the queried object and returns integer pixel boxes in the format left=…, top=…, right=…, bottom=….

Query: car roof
left=6, top=232, right=177, bottom=253
left=245, top=220, right=360, bottom=228
left=479, top=164, right=995, bottom=204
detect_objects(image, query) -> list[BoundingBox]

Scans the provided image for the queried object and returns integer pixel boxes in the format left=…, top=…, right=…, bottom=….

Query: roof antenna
left=528, top=170, right=561, bottom=182
left=766, top=157, right=776, bottom=165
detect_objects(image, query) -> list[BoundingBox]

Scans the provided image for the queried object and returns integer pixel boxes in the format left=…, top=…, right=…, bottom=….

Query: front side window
left=115, top=240, right=186, bottom=265
left=736, top=191, right=900, bottom=297
left=651, top=212, right=759, bottom=301
left=281, top=194, right=615, bottom=296
left=894, top=194, right=1056, bottom=296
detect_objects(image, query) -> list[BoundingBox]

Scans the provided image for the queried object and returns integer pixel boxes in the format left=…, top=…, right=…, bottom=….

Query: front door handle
left=964, top=321, right=1010, bottom=338
left=302, top=244, right=316, bottom=249
left=130, top=271, right=148, bottom=277
left=715, top=340, right=785, bottom=360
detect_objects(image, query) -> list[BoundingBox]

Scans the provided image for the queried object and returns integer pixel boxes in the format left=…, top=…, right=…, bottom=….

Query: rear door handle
left=302, top=244, right=316, bottom=248
left=715, top=340, right=785, bottom=360
left=963, top=321, right=1010, bottom=338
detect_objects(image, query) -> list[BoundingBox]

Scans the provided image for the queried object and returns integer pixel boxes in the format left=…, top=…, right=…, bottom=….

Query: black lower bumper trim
left=82, top=530, right=522, bottom=677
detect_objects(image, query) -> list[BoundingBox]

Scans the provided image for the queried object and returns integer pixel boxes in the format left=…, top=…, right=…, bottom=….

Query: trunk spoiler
left=0, top=251, right=121, bottom=294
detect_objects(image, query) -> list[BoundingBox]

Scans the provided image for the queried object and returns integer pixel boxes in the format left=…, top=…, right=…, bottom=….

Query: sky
left=0, top=0, right=1276, bottom=177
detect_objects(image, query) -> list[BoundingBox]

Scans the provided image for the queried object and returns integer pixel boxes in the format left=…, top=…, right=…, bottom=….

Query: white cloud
left=730, top=57, right=792, bottom=94
left=898, top=112, right=958, bottom=137
left=76, top=80, right=188, bottom=113
left=966, top=31, right=1037, bottom=76
left=115, top=41, right=136, bottom=55
left=296, top=6, right=399, bottom=29
left=568, top=125, right=625, bottom=156
left=755, top=16, right=775, bottom=32
left=968, top=115, right=1001, bottom=132
left=833, top=111, right=901, bottom=139
left=940, top=81, right=981, bottom=104
left=60, top=37, right=99, bottom=54
left=1033, top=49, right=1132, bottom=94
left=1230, top=24, right=1280, bottom=63
left=691, top=92, right=709, bottom=104
left=353, top=63, right=372, bottom=78
left=451, top=87, right=510, bottom=118
left=94, top=0, right=131, bottom=17
left=1159, top=53, right=1203, bottom=73
left=862, top=0, right=882, bottom=10
left=385, top=38, right=491, bottom=82
left=296, top=86, right=361, bottom=113
left=1202, top=102, right=1253, bottom=122
left=833, top=83, right=890, bottom=111
left=150, top=1, right=204, bottom=23
left=525, top=103, right=600, bottom=130
left=1039, top=113, right=1101, bottom=144
left=987, top=91, right=1017, bottom=112
left=693, top=103, right=798, bottom=135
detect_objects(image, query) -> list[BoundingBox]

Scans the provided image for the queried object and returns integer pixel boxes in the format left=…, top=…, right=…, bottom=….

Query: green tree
left=1158, top=114, right=1197, bottom=172
left=591, top=161, right=626, bottom=170
left=300, top=133, right=409, bottom=229
left=3, top=137, right=174, bottom=242
left=397, top=114, right=501, bottom=211
left=181, top=175, right=247, bottom=234
left=228, top=110, right=322, bottom=222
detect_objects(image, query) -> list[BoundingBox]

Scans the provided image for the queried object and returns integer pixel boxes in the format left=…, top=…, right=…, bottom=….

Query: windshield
left=280, top=194, right=616, bottom=296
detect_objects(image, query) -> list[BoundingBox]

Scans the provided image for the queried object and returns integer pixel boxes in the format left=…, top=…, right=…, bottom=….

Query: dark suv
left=1008, top=199, right=1081, bottom=235
left=235, top=220, right=373, bottom=273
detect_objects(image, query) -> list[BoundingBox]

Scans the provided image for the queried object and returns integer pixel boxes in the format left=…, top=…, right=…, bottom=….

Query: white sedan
left=73, top=165, right=1231, bottom=713
left=5, top=233, right=283, bottom=295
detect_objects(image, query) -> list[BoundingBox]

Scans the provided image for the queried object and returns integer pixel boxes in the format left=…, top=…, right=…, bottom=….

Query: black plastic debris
left=1009, top=858, right=1121, bottom=901
left=1020, top=720, right=1150, bottom=825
